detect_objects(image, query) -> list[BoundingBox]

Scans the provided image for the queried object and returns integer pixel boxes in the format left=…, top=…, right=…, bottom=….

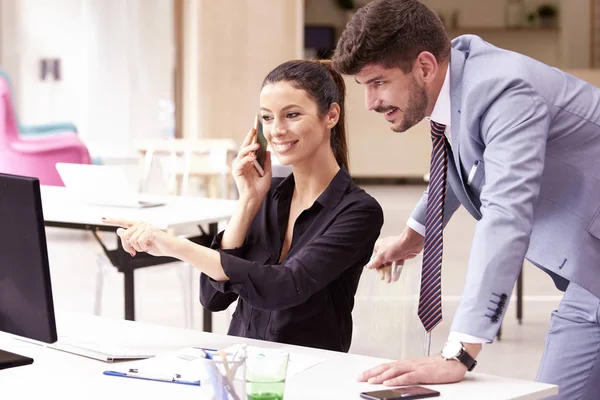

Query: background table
left=41, top=185, right=236, bottom=329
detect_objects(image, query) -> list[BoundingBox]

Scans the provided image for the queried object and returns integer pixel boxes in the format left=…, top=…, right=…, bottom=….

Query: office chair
left=0, top=77, right=90, bottom=186
left=0, top=68, right=78, bottom=136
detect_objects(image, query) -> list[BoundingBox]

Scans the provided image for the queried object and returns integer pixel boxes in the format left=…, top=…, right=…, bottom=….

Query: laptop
left=0, top=349, right=34, bottom=370
left=56, top=162, right=165, bottom=208
left=47, top=340, right=154, bottom=362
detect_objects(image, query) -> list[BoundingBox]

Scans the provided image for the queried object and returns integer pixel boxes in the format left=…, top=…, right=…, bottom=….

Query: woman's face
left=259, top=81, right=336, bottom=167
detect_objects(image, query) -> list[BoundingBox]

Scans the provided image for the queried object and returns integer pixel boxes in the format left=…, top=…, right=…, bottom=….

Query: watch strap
left=457, top=348, right=477, bottom=372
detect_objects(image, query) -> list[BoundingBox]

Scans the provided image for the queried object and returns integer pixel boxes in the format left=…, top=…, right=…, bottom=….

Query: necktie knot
left=430, top=121, right=446, bottom=139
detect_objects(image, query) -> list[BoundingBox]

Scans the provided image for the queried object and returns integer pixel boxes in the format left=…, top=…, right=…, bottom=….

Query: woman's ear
left=327, top=103, right=341, bottom=129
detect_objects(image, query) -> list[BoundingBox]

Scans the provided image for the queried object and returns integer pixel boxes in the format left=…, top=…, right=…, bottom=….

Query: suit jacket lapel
left=448, top=47, right=482, bottom=220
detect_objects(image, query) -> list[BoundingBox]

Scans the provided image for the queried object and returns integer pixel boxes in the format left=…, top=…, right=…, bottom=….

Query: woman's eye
left=287, top=112, right=299, bottom=118
left=261, top=115, right=273, bottom=122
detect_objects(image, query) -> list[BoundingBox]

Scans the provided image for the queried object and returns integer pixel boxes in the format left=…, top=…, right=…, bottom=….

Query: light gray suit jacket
left=410, top=35, right=600, bottom=341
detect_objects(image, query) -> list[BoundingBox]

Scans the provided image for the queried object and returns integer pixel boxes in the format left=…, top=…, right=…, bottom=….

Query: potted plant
left=335, top=0, right=356, bottom=23
left=335, top=0, right=355, bottom=11
left=537, top=4, right=558, bottom=28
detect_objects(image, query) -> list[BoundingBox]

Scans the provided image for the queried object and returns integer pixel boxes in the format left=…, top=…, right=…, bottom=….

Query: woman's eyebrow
left=260, top=104, right=302, bottom=112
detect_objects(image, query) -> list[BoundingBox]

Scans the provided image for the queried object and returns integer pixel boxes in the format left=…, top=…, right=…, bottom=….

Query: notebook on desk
left=55, top=162, right=165, bottom=208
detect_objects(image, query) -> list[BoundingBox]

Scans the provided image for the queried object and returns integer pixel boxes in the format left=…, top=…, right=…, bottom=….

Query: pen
left=194, top=347, right=218, bottom=352
left=103, top=370, right=201, bottom=386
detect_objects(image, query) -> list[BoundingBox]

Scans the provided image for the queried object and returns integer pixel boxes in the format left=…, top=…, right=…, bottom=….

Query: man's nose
left=365, top=89, right=380, bottom=111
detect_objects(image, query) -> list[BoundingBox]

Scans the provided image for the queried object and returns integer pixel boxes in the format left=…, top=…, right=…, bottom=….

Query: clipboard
left=103, top=369, right=201, bottom=386
left=102, top=347, right=215, bottom=386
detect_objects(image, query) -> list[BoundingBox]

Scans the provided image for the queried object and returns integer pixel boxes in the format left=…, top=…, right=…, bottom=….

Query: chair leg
left=94, top=252, right=108, bottom=316
left=178, top=263, right=194, bottom=329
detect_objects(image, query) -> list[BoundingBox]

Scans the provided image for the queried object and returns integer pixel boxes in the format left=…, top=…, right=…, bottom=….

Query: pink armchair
left=0, top=78, right=90, bottom=186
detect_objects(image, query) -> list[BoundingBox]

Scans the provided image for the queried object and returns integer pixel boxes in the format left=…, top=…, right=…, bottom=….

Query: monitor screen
left=304, top=25, right=336, bottom=50
left=0, top=173, right=57, bottom=343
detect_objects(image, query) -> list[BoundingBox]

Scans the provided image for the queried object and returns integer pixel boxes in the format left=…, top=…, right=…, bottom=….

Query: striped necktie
left=418, top=120, right=448, bottom=332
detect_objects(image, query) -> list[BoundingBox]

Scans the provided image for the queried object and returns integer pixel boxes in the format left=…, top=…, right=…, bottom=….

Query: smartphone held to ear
left=252, top=115, right=268, bottom=176
left=360, top=386, right=440, bottom=400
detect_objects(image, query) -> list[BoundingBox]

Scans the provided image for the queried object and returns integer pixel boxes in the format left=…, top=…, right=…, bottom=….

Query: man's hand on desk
left=357, top=343, right=482, bottom=386
left=101, top=218, right=179, bottom=258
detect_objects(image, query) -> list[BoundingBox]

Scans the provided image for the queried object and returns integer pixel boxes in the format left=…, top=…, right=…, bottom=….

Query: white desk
left=0, top=313, right=558, bottom=399
left=41, top=185, right=236, bottom=326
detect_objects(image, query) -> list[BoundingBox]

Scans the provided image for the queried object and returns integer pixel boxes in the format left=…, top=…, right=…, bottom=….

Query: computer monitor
left=0, top=173, right=57, bottom=369
left=304, top=25, right=336, bottom=59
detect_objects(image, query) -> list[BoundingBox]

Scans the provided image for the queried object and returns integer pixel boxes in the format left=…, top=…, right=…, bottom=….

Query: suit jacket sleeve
left=410, top=180, right=462, bottom=228
left=451, top=80, right=550, bottom=340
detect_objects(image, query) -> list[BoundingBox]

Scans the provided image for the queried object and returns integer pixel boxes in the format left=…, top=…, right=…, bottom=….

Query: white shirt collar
left=426, top=64, right=451, bottom=127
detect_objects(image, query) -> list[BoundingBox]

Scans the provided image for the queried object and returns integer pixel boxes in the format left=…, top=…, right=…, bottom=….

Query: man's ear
left=414, top=51, right=439, bottom=84
left=327, top=103, right=341, bottom=129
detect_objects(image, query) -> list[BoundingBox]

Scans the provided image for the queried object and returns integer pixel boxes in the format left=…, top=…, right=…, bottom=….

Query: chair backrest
left=0, top=76, right=20, bottom=144
left=0, top=69, right=21, bottom=133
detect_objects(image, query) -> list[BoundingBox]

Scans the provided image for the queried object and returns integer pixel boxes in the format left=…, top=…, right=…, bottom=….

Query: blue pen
left=194, top=347, right=218, bottom=352
left=103, top=370, right=201, bottom=386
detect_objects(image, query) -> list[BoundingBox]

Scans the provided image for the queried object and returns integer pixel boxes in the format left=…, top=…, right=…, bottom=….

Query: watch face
left=442, top=341, right=463, bottom=359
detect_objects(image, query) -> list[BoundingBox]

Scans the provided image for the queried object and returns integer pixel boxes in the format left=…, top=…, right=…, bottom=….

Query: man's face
left=355, top=64, right=428, bottom=133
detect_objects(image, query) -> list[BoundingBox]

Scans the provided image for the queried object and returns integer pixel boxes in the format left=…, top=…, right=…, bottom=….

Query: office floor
left=45, top=184, right=561, bottom=382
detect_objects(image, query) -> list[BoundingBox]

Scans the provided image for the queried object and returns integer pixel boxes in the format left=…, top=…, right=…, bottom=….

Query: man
left=332, top=1, right=600, bottom=399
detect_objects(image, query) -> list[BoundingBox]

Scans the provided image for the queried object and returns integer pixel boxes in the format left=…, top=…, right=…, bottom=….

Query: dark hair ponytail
left=262, top=60, right=350, bottom=171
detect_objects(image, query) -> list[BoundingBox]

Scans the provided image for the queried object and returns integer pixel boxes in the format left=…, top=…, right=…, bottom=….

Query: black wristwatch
left=441, top=341, right=478, bottom=371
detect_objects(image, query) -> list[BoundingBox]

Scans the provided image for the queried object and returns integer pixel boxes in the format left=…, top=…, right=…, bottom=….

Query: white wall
left=0, top=0, right=174, bottom=159
left=180, top=0, right=304, bottom=143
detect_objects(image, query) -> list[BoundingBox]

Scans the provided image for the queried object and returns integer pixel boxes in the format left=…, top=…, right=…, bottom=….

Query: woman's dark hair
left=261, top=60, right=349, bottom=170
left=332, top=0, right=450, bottom=75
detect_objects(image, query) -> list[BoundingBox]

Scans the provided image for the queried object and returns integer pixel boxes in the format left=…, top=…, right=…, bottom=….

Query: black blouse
left=200, top=168, right=383, bottom=352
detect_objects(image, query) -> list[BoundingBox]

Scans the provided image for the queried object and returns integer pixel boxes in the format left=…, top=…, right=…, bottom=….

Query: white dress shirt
left=407, top=65, right=489, bottom=345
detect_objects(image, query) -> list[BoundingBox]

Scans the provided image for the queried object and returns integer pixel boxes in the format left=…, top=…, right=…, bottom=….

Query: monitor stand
left=0, top=348, right=34, bottom=370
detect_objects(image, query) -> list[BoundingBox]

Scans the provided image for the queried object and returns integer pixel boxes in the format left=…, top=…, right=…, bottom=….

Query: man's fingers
left=384, top=265, right=392, bottom=283
left=356, top=362, right=397, bottom=382
left=364, top=361, right=414, bottom=384
left=383, top=371, right=422, bottom=386
left=370, top=364, right=415, bottom=384
left=392, top=261, right=404, bottom=282
left=102, top=217, right=136, bottom=228
left=365, top=252, right=383, bottom=269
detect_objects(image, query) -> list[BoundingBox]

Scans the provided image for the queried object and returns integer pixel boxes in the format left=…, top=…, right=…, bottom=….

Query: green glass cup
left=245, top=349, right=289, bottom=400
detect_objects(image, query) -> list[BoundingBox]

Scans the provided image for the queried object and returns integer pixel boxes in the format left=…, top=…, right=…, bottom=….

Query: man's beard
left=392, top=77, right=428, bottom=133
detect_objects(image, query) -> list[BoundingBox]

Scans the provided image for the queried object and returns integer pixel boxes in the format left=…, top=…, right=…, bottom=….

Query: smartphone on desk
left=360, top=386, right=440, bottom=400
left=252, top=115, right=268, bottom=176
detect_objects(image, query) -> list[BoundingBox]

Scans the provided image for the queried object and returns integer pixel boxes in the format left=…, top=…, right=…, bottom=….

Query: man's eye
left=374, top=81, right=384, bottom=86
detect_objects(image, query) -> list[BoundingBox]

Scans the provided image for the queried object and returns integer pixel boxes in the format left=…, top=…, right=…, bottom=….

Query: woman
left=104, top=60, right=383, bottom=352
